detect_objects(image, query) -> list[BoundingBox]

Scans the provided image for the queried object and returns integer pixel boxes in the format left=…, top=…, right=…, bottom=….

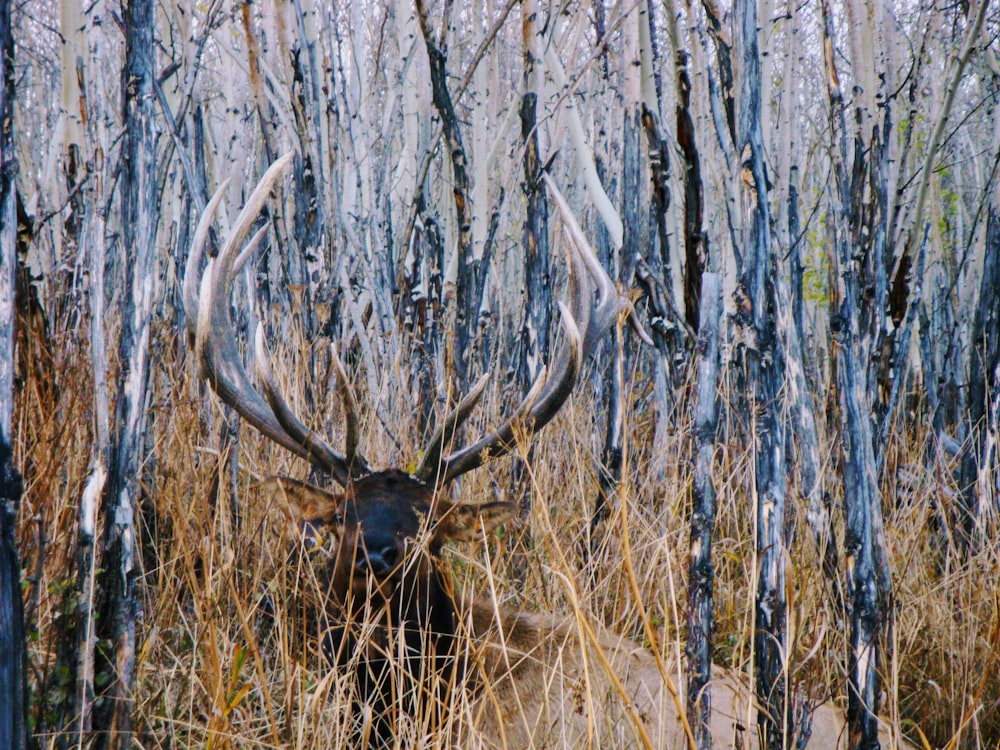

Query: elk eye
left=333, top=512, right=344, bottom=526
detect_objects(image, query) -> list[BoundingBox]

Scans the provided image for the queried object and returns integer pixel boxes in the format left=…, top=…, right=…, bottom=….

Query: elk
left=184, top=153, right=910, bottom=749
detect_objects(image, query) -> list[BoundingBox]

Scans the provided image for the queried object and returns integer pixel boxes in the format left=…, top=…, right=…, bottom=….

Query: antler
left=185, top=158, right=612, bottom=490
left=414, top=174, right=616, bottom=487
left=183, top=152, right=368, bottom=486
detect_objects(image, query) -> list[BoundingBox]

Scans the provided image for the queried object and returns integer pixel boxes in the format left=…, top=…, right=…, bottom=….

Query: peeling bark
left=93, top=0, right=158, bottom=745
left=0, top=4, right=28, bottom=746
left=675, top=49, right=704, bottom=331
left=518, top=0, right=551, bottom=393
left=686, top=273, right=721, bottom=750
left=415, top=0, right=478, bottom=388
left=820, top=2, right=890, bottom=745
left=701, top=0, right=736, bottom=149
left=962, top=204, right=1000, bottom=546
left=733, top=0, right=789, bottom=744
left=0, top=0, right=16, bottom=438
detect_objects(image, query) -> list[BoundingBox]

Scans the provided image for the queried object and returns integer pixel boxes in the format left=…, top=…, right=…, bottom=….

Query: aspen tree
left=93, top=0, right=157, bottom=745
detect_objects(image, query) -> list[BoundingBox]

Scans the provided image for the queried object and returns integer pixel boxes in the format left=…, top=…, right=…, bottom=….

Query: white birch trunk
left=471, top=0, right=491, bottom=265
left=772, top=1, right=800, bottom=254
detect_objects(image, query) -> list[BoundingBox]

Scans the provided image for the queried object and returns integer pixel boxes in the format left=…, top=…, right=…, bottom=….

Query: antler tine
left=183, top=180, right=230, bottom=347
left=444, top=318, right=581, bottom=485
left=423, top=306, right=582, bottom=486
left=414, top=373, right=491, bottom=483
left=414, top=366, right=559, bottom=484
left=195, top=257, right=318, bottom=467
left=419, top=176, right=614, bottom=487
left=330, top=342, right=368, bottom=477
left=544, top=173, right=617, bottom=355
left=233, top=224, right=269, bottom=277
left=253, top=328, right=363, bottom=484
left=188, top=151, right=356, bottom=486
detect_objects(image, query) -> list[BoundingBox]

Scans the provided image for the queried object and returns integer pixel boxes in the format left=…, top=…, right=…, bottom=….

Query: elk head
left=262, top=469, right=515, bottom=616
left=183, top=153, right=616, bottom=741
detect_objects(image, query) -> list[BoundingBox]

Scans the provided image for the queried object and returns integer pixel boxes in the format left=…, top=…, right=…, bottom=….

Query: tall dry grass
left=13, top=306, right=1000, bottom=749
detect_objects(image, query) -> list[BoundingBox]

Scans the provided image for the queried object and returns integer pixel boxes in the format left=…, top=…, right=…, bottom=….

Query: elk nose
left=357, top=540, right=399, bottom=577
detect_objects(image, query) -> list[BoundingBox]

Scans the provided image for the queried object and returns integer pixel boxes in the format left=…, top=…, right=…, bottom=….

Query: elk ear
left=260, top=476, right=341, bottom=523
left=436, top=502, right=518, bottom=543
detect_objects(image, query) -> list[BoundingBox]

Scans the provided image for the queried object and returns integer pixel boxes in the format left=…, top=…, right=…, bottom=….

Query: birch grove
left=2, top=1, right=1000, bottom=748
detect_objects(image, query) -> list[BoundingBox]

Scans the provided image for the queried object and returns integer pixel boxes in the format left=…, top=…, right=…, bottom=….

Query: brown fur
left=459, top=602, right=908, bottom=749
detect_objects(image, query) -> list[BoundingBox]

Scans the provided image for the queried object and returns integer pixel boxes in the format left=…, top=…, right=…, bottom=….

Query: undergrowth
left=13, top=313, right=1000, bottom=749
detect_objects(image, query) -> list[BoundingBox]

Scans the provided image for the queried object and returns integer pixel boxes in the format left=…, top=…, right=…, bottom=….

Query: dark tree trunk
left=640, top=104, right=674, bottom=310
left=788, top=166, right=805, bottom=349
left=701, top=0, right=736, bottom=149
left=778, top=272, right=827, bottom=739
left=961, top=205, right=1000, bottom=548
left=733, top=1, right=788, bottom=746
left=474, top=201, right=500, bottom=374
left=877, top=227, right=928, bottom=473
left=0, top=439, right=28, bottom=750
left=589, top=146, right=618, bottom=543
left=593, top=323, right=623, bottom=532
left=0, top=0, right=16, bottom=437
left=2, top=7, right=32, bottom=750
left=93, top=0, right=158, bottom=745
left=415, top=0, right=478, bottom=388
left=675, top=49, right=704, bottom=331
left=402, top=190, right=446, bottom=438
left=288, top=15, right=327, bottom=340
left=512, top=3, right=551, bottom=517
left=820, top=2, right=889, bottom=747
left=517, top=94, right=551, bottom=395
left=866, top=107, right=895, bottom=465
left=833, top=302, right=883, bottom=750
left=686, top=273, right=721, bottom=750
left=593, top=97, right=642, bottom=523
left=621, top=104, right=643, bottom=285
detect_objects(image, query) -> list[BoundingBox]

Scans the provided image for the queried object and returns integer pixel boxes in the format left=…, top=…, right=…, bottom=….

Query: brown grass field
left=12, top=309, right=1000, bottom=749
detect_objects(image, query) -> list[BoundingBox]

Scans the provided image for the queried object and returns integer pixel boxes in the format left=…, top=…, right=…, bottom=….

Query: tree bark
left=686, top=272, right=721, bottom=750
left=820, top=2, right=890, bottom=746
left=700, top=0, right=736, bottom=150
left=508, top=0, right=551, bottom=516
left=593, top=323, right=624, bottom=532
left=287, top=0, right=329, bottom=340
left=405, top=191, right=447, bottom=437
left=962, top=203, right=1000, bottom=545
left=415, top=0, right=478, bottom=388
left=0, top=439, right=28, bottom=750
left=593, top=2, right=643, bottom=530
left=517, top=0, right=551, bottom=393
left=0, top=8, right=28, bottom=748
left=639, top=100, right=677, bottom=328
left=93, top=0, right=158, bottom=745
left=0, top=0, right=16, bottom=438
left=73, top=27, right=114, bottom=737
left=733, top=0, right=789, bottom=745
left=672, top=40, right=704, bottom=331
left=621, top=5, right=643, bottom=285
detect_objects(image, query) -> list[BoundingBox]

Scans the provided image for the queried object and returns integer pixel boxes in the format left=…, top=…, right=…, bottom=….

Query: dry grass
left=13, top=312, right=1000, bottom=749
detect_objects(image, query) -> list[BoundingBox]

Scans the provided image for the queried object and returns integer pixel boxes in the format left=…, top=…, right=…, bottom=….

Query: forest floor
left=13, top=324, right=1000, bottom=749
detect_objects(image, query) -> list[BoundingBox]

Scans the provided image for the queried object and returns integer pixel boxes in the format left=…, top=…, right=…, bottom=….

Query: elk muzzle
left=356, top=527, right=403, bottom=578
